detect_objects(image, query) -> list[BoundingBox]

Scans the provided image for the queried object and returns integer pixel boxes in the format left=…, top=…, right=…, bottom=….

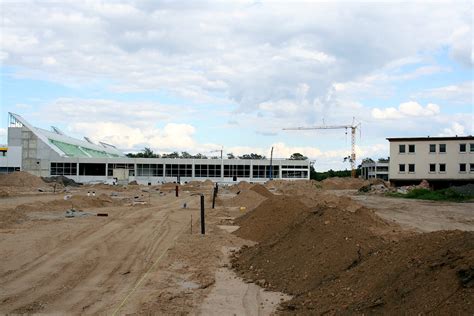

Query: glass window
left=470, top=144, right=474, bottom=152
left=399, top=164, right=405, bottom=172
left=408, top=164, right=415, bottom=173
left=460, top=144, right=466, bottom=152
left=459, top=164, right=466, bottom=172
left=399, top=144, right=406, bottom=153
left=439, top=163, right=446, bottom=172
left=408, top=145, right=415, bottom=153
left=429, top=144, right=436, bottom=153
left=439, top=144, right=446, bottom=153
left=429, top=164, right=436, bottom=172
left=471, top=164, right=474, bottom=172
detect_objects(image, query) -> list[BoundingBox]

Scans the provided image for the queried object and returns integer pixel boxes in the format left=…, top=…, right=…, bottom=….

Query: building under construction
left=0, top=113, right=310, bottom=184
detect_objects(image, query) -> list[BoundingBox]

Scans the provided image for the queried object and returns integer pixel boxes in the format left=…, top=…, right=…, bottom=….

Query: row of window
left=399, top=143, right=474, bottom=154
left=399, top=163, right=474, bottom=173
left=50, top=163, right=303, bottom=178
left=51, top=162, right=77, bottom=176
left=280, top=165, right=309, bottom=169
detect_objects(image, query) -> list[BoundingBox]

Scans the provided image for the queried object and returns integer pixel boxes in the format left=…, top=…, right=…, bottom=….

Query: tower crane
left=208, top=146, right=223, bottom=159
left=283, top=119, right=361, bottom=178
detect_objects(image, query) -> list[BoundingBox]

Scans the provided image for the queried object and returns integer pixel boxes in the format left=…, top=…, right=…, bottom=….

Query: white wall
left=0, top=146, right=22, bottom=168
left=389, top=138, right=474, bottom=180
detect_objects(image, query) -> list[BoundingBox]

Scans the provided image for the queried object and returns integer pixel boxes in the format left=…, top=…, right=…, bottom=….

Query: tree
left=180, top=151, right=193, bottom=158
left=289, top=153, right=308, bottom=160
left=126, top=147, right=159, bottom=158
left=227, top=153, right=235, bottom=159
left=238, top=153, right=266, bottom=159
left=193, top=153, right=208, bottom=159
left=162, top=152, right=179, bottom=158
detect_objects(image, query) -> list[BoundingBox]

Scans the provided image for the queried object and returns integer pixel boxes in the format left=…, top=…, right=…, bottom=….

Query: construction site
left=0, top=169, right=472, bottom=314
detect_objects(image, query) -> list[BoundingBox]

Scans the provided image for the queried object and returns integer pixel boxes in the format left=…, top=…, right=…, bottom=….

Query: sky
left=0, top=0, right=472, bottom=171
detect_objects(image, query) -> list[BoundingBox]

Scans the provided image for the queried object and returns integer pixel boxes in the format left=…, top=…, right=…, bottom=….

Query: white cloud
left=1, top=0, right=470, bottom=111
left=372, top=101, right=440, bottom=120
left=439, top=122, right=466, bottom=136
left=413, top=81, right=473, bottom=105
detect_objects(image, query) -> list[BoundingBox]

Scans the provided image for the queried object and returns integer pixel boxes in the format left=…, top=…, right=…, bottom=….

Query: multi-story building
left=360, top=159, right=389, bottom=181
left=387, top=136, right=474, bottom=187
left=0, top=113, right=310, bottom=184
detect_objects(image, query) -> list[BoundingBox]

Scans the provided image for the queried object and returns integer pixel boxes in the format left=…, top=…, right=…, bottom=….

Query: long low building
left=1, top=113, right=310, bottom=184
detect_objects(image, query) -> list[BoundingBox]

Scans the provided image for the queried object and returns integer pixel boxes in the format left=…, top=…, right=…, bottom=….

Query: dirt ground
left=1, top=173, right=473, bottom=314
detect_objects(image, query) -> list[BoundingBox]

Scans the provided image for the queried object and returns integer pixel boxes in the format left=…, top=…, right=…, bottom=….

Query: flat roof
left=387, top=136, right=473, bottom=142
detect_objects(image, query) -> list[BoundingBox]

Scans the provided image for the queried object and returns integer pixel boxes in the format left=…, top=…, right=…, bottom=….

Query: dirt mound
left=249, top=184, right=273, bottom=198
left=42, top=175, right=80, bottom=187
left=232, top=201, right=390, bottom=293
left=232, top=192, right=473, bottom=314
left=0, top=171, right=46, bottom=187
left=281, top=230, right=474, bottom=315
left=321, top=177, right=368, bottom=190
left=221, top=190, right=267, bottom=212
left=229, top=181, right=253, bottom=193
left=234, top=195, right=310, bottom=242
left=267, top=180, right=321, bottom=196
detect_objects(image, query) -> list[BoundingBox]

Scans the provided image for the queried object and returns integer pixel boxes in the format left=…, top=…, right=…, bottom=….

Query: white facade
left=388, top=137, right=474, bottom=183
left=1, top=113, right=310, bottom=183
left=361, top=160, right=389, bottom=181
left=0, top=146, right=22, bottom=173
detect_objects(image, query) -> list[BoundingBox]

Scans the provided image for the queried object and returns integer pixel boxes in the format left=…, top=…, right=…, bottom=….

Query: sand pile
left=281, top=230, right=474, bottom=315
left=267, top=180, right=321, bottom=196
left=321, top=177, right=368, bottom=190
left=232, top=194, right=473, bottom=314
left=0, top=171, right=47, bottom=188
left=234, top=195, right=310, bottom=242
left=232, top=201, right=389, bottom=293
left=229, top=181, right=252, bottom=193
left=221, top=190, right=267, bottom=212
left=249, top=184, right=273, bottom=198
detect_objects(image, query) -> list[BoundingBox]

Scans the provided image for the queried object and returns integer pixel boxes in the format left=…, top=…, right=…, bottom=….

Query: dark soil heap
left=233, top=195, right=310, bottom=242
left=233, top=201, right=388, bottom=294
left=282, top=230, right=474, bottom=315
left=232, top=194, right=474, bottom=314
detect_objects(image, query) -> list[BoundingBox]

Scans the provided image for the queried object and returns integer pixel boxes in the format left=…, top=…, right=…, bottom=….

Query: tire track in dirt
left=0, top=194, right=196, bottom=314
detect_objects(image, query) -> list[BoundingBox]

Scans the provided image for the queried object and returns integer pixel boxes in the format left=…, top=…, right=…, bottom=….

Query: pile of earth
left=220, top=189, right=267, bottom=212
left=249, top=184, right=273, bottom=198
left=234, top=195, right=312, bottom=243
left=231, top=194, right=474, bottom=314
left=42, top=175, right=81, bottom=187
left=281, top=230, right=474, bottom=315
left=0, top=171, right=47, bottom=188
left=321, top=177, right=369, bottom=190
left=266, top=180, right=321, bottom=196
left=229, top=181, right=253, bottom=193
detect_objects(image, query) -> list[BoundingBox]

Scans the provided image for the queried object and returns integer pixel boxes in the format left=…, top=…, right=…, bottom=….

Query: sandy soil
left=1, top=175, right=473, bottom=315
left=0, top=184, right=285, bottom=315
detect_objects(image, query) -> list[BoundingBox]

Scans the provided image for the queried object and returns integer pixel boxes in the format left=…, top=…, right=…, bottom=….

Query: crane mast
left=283, top=122, right=360, bottom=178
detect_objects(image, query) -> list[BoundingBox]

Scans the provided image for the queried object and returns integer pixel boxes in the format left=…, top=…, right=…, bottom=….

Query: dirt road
left=0, top=191, right=200, bottom=314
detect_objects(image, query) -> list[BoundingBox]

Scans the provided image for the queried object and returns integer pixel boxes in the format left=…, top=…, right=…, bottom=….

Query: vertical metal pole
left=200, top=194, right=205, bottom=234
left=212, top=186, right=217, bottom=209
left=269, top=146, right=274, bottom=180
left=175, top=185, right=179, bottom=197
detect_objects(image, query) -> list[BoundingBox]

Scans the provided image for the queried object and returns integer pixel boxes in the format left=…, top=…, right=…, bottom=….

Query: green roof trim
left=49, top=139, right=120, bottom=158
left=50, top=139, right=88, bottom=157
